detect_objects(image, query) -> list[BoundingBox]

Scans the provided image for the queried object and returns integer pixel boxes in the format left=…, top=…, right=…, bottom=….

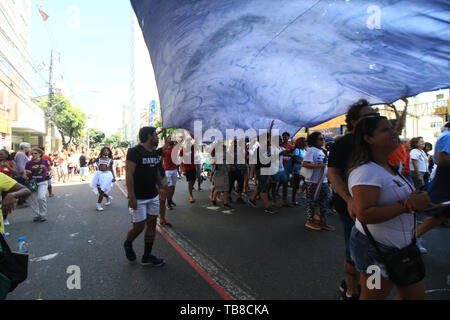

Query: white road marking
left=30, top=253, right=59, bottom=262
left=425, top=288, right=450, bottom=294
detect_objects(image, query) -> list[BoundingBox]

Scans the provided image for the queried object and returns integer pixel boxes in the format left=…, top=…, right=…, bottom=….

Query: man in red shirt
left=179, top=138, right=197, bottom=203
left=162, top=135, right=179, bottom=209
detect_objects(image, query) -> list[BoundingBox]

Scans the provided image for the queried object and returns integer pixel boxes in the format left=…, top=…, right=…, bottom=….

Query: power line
left=0, top=62, right=47, bottom=99
left=0, top=24, right=49, bottom=87
left=33, top=1, right=75, bottom=97
left=0, top=77, right=46, bottom=118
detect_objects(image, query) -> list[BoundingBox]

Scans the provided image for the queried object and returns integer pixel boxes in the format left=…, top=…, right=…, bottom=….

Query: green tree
left=88, top=128, right=105, bottom=148
left=39, top=95, right=87, bottom=150
left=103, top=133, right=129, bottom=148
left=154, top=121, right=179, bottom=137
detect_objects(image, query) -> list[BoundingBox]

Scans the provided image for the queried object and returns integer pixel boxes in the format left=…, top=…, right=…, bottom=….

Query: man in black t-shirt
left=327, top=99, right=378, bottom=300
left=79, top=152, right=88, bottom=182
left=123, top=126, right=165, bottom=267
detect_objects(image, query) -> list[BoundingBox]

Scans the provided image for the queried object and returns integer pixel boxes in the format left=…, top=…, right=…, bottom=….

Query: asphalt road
left=4, top=176, right=450, bottom=300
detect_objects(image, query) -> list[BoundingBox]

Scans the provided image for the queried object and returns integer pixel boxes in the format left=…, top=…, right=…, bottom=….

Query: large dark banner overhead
left=131, top=0, right=450, bottom=137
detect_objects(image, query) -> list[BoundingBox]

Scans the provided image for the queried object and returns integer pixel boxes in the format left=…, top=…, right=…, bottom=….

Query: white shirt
left=348, top=162, right=415, bottom=249
left=409, top=149, right=428, bottom=173
left=303, top=147, right=327, bottom=183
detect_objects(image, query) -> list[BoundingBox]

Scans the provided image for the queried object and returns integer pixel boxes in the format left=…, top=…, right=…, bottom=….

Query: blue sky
left=31, top=0, right=133, bottom=136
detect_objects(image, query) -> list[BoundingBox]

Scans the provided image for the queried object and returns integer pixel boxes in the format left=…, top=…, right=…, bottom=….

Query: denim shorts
left=349, top=226, right=399, bottom=281
left=338, top=211, right=355, bottom=266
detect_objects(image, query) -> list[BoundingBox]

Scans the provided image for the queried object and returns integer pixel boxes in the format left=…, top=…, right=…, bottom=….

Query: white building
left=128, top=11, right=161, bottom=145
left=379, top=89, right=449, bottom=145
left=0, top=0, right=46, bottom=151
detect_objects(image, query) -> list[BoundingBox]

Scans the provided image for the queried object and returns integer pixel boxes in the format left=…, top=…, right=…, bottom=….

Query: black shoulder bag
left=361, top=166, right=425, bottom=287
left=0, top=234, right=29, bottom=295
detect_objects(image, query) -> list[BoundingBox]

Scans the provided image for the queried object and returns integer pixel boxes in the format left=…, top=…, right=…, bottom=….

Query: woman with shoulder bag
left=25, top=148, right=51, bottom=222
left=348, top=115, right=432, bottom=300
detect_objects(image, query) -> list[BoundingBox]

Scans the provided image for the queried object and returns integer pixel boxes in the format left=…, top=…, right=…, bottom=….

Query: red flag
left=39, top=9, right=49, bottom=22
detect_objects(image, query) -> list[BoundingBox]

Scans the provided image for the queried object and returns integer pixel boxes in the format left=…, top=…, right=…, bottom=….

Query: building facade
left=0, top=0, right=46, bottom=151
left=127, top=10, right=161, bottom=145
left=295, top=89, right=449, bottom=146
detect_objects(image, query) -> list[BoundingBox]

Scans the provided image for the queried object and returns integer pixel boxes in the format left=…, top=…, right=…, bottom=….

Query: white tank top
left=98, top=158, right=111, bottom=167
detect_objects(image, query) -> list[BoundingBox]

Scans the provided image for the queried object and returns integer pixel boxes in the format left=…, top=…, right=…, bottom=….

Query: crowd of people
left=1, top=98, right=449, bottom=300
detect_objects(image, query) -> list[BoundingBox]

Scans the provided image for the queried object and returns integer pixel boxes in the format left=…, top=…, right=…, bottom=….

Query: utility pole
left=45, top=49, right=54, bottom=153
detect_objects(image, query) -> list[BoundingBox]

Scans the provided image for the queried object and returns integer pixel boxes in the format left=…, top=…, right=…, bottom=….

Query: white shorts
left=80, top=167, right=89, bottom=176
left=165, top=169, right=178, bottom=187
left=129, top=196, right=160, bottom=223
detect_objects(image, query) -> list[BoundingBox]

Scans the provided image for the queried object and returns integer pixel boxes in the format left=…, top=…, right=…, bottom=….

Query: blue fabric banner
left=131, top=0, right=450, bottom=137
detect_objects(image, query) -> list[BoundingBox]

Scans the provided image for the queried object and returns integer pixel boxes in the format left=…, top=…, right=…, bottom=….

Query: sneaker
left=224, top=203, right=232, bottom=209
left=39, top=216, right=47, bottom=222
left=169, top=200, right=176, bottom=207
left=317, top=221, right=335, bottom=231
left=264, top=206, right=277, bottom=214
left=167, top=202, right=173, bottom=210
left=305, top=220, right=321, bottom=230
left=105, top=196, right=113, bottom=206
left=236, top=197, right=246, bottom=204
left=248, top=199, right=257, bottom=208
left=124, top=242, right=136, bottom=261
left=417, top=238, right=428, bottom=254
left=3, top=219, right=10, bottom=226
left=33, top=216, right=41, bottom=222
left=212, top=200, right=218, bottom=206
left=159, top=219, right=172, bottom=227
left=96, top=204, right=104, bottom=211
left=141, top=254, right=165, bottom=267
left=339, top=290, right=360, bottom=300
left=339, top=279, right=361, bottom=295
left=339, top=280, right=347, bottom=294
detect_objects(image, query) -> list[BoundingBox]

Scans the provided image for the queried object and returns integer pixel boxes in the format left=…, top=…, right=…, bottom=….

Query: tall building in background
left=129, top=10, right=161, bottom=145
left=121, top=104, right=130, bottom=141
left=0, top=0, right=46, bottom=151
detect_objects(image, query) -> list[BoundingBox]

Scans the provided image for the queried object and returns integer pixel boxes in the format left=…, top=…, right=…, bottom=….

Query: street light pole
left=45, top=49, right=54, bottom=153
